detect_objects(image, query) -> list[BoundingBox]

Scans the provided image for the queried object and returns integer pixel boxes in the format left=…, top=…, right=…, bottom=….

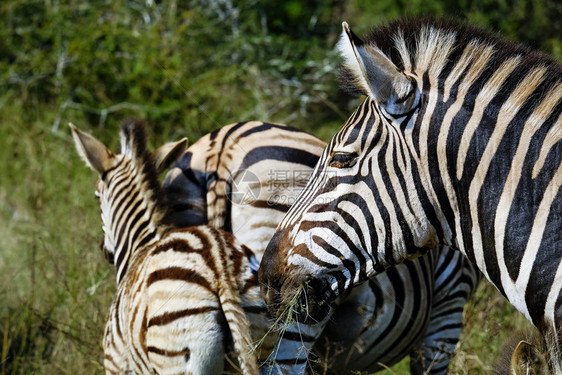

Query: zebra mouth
left=290, top=278, right=335, bottom=324
left=260, top=232, right=336, bottom=323
left=268, top=275, right=336, bottom=325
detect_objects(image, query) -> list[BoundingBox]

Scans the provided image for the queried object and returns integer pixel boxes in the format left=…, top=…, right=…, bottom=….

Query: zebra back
left=163, top=121, right=326, bottom=258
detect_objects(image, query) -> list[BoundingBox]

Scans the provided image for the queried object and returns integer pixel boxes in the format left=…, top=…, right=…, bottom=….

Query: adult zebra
left=164, top=121, right=480, bottom=373
left=259, top=18, right=562, bottom=372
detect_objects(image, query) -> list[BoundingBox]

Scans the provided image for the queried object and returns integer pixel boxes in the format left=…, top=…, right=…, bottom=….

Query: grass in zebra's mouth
left=256, top=281, right=305, bottom=345
left=254, top=282, right=314, bottom=374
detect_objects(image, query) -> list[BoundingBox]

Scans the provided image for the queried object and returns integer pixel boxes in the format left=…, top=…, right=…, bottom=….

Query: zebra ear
left=152, top=138, right=188, bottom=175
left=69, top=123, right=115, bottom=175
left=511, top=340, right=543, bottom=374
left=338, top=22, right=417, bottom=114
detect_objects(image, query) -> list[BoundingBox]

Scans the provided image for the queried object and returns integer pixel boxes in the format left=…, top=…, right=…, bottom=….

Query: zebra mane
left=119, top=119, right=175, bottom=228
left=339, top=17, right=562, bottom=97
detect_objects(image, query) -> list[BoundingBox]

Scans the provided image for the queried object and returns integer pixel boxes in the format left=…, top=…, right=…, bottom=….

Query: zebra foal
left=259, top=17, right=562, bottom=372
left=71, top=120, right=259, bottom=375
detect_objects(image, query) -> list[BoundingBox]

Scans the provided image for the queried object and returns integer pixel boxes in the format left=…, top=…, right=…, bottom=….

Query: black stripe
left=221, top=122, right=247, bottom=149
left=428, top=307, right=465, bottom=322
left=525, top=186, right=562, bottom=326
left=237, top=122, right=305, bottom=138
left=148, top=307, right=218, bottom=327
left=147, top=267, right=213, bottom=291
left=147, top=346, right=190, bottom=360
left=504, top=100, right=562, bottom=283
left=250, top=199, right=291, bottom=212
left=239, top=146, right=320, bottom=171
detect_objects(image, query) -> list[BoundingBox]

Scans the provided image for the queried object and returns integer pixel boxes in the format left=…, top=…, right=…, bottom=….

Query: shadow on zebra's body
left=163, top=121, right=481, bottom=374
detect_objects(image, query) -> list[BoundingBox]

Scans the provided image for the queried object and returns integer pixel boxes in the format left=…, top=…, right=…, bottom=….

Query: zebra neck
left=102, top=189, right=169, bottom=284
left=113, top=222, right=160, bottom=284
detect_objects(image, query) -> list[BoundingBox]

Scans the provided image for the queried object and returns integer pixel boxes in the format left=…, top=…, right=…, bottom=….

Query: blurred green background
left=0, top=0, right=560, bottom=373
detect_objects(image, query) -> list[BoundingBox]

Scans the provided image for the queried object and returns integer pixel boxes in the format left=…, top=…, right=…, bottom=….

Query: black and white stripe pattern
left=259, top=17, right=562, bottom=373
left=71, top=120, right=260, bottom=375
left=165, top=121, right=480, bottom=373
left=163, top=121, right=325, bottom=258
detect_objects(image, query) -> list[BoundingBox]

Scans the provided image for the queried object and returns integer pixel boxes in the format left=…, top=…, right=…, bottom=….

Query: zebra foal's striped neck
left=71, top=120, right=188, bottom=283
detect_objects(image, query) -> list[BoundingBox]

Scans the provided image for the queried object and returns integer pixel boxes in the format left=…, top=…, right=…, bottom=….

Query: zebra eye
left=329, top=152, right=358, bottom=169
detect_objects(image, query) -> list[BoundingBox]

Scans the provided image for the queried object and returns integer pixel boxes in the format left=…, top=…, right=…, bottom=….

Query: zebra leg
left=413, top=247, right=481, bottom=374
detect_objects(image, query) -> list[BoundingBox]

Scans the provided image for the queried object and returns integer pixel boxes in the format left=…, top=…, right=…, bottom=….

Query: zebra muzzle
left=265, top=272, right=335, bottom=325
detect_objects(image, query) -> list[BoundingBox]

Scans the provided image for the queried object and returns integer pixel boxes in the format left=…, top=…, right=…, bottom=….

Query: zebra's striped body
left=163, top=121, right=325, bottom=258
left=165, top=121, right=480, bottom=373
left=71, top=121, right=260, bottom=375
left=316, top=247, right=479, bottom=374
left=259, top=18, right=562, bottom=372
left=102, top=226, right=261, bottom=375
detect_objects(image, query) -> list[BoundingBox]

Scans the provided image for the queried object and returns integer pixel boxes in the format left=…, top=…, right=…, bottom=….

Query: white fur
left=337, top=22, right=375, bottom=99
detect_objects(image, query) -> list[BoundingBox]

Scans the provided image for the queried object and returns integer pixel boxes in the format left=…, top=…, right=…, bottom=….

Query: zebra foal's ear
left=338, top=22, right=417, bottom=115
left=152, top=138, right=188, bottom=175
left=69, top=123, right=115, bottom=175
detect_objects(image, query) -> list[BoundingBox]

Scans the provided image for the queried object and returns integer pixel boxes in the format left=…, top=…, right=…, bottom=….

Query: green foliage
left=0, top=0, right=346, bottom=141
left=343, top=0, right=562, bottom=61
left=0, top=98, right=113, bottom=373
left=0, top=0, right=558, bottom=373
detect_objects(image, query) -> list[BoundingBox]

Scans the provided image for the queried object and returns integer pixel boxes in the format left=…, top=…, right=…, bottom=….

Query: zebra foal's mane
left=339, top=17, right=562, bottom=98
left=117, top=119, right=176, bottom=230
left=86, top=119, right=185, bottom=267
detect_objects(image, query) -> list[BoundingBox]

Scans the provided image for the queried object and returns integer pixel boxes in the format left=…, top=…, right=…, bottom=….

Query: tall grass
left=0, top=98, right=111, bottom=374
